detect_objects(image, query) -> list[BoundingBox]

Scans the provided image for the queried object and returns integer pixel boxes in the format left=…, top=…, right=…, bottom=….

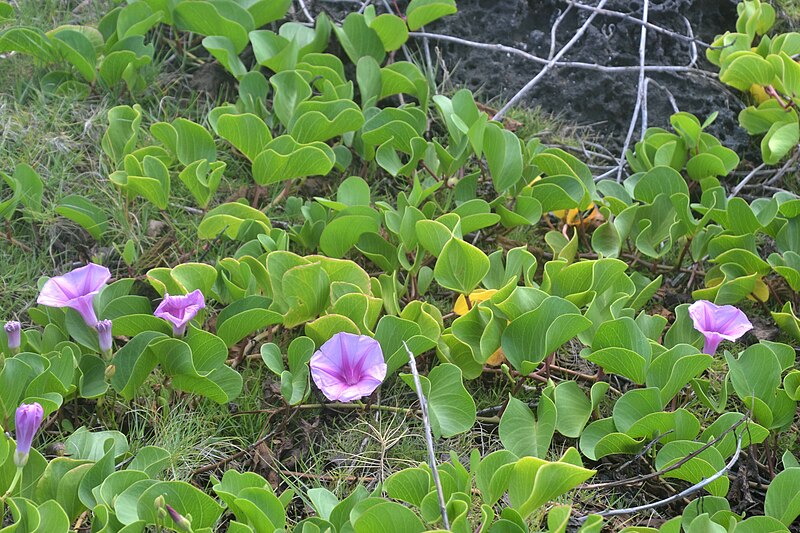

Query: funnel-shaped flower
left=14, top=402, right=43, bottom=467
left=5, top=321, right=21, bottom=352
left=37, top=264, right=111, bottom=326
left=310, top=332, right=387, bottom=402
left=154, top=290, right=205, bottom=336
left=688, top=300, right=753, bottom=355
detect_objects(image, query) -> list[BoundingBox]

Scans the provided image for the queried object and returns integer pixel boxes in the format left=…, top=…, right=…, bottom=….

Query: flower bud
left=13, top=402, right=43, bottom=468
left=96, top=319, right=113, bottom=357
left=4, top=321, right=21, bottom=354
left=154, top=495, right=167, bottom=521
left=104, top=364, right=116, bottom=380
left=166, top=504, right=192, bottom=531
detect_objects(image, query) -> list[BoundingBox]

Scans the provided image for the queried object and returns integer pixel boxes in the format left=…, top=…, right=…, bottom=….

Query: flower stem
left=2, top=466, right=23, bottom=501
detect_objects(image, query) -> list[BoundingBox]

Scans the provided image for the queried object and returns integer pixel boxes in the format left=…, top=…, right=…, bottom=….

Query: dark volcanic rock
left=427, top=0, right=752, bottom=154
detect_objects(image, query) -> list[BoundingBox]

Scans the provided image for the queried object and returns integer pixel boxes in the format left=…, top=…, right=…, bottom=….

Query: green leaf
left=400, top=363, right=475, bottom=438
left=320, top=215, right=380, bottom=258
left=252, top=136, right=335, bottom=185
left=352, top=500, right=425, bottom=533
left=55, top=195, right=108, bottom=240
left=216, top=113, right=272, bottom=162
left=370, top=14, right=408, bottom=51
left=484, top=123, right=523, bottom=192
left=0, top=27, right=56, bottom=62
left=289, top=99, right=365, bottom=143
left=553, top=381, right=595, bottom=438
left=762, top=121, right=799, bottom=164
left=172, top=118, right=216, bottom=165
left=179, top=159, right=226, bottom=209
left=499, top=394, right=555, bottom=458
left=197, top=202, right=271, bottom=240
left=216, top=296, right=283, bottom=347
left=50, top=28, right=97, bottom=82
left=765, top=468, right=800, bottom=525
left=135, top=481, right=225, bottom=529
left=406, top=0, right=458, bottom=30
left=102, top=104, right=142, bottom=165
left=333, top=12, right=385, bottom=65
left=282, top=262, right=331, bottom=328
left=12, top=163, right=43, bottom=213
left=433, top=237, right=490, bottom=294
left=502, top=296, right=591, bottom=374
left=384, top=468, right=431, bottom=507
left=203, top=35, right=247, bottom=78
left=174, top=1, right=252, bottom=53
left=719, top=52, right=775, bottom=91
left=507, top=451, right=595, bottom=519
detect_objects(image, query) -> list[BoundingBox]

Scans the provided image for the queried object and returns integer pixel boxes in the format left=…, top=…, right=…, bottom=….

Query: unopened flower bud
left=5, top=321, right=21, bottom=354
left=166, top=504, right=192, bottom=531
left=154, top=495, right=167, bottom=521
left=104, top=364, right=116, bottom=380
left=13, top=402, right=43, bottom=468
left=96, top=319, right=113, bottom=357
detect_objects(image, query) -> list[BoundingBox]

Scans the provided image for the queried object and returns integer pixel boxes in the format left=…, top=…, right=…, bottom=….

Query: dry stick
left=296, top=0, right=315, bottom=23
left=407, top=31, right=706, bottom=76
left=683, top=16, right=699, bottom=68
left=579, top=430, right=745, bottom=521
left=403, top=341, right=450, bottom=531
left=565, top=0, right=711, bottom=48
left=728, top=163, right=767, bottom=200
left=493, top=0, right=609, bottom=121
left=646, top=78, right=680, bottom=113
left=765, top=146, right=800, bottom=186
left=579, top=414, right=749, bottom=490
left=549, top=5, right=574, bottom=60
left=616, top=0, right=649, bottom=183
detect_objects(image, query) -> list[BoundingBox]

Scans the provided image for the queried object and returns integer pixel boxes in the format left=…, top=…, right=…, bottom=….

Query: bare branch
left=616, top=0, right=649, bottom=183
left=565, top=0, right=711, bottom=48
left=407, top=31, right=710, bottom=76
left=493, top=0, right=610, bottom=120
left=296, top=0, right=315, bottom=23
left=403, top=341, right=450, bottom=530
left=549, top=5, right=574, bottom=60
left=583, top=429, right=745, bottom=520
left=728, top=163, right=767, bottom=200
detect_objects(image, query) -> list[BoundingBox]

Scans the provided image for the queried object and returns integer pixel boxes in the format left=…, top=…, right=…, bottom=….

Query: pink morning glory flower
left=154, top=290, right=205, bottom=336
left=309, top=332, right=387, bottom=402
left=14, top=402, right=43, bottom=467
left=37, top=263, right=111, bottom=326
left=688, top=300, right=753, bottom=356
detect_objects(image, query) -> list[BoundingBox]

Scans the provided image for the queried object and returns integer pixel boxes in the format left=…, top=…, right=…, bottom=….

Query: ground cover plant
left=2, top=0, right=800, bottom=531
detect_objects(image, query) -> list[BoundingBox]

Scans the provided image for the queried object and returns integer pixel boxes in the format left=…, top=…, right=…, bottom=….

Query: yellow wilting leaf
left=748, top=278, right=770, bottom=302
left=749, top=83, right=770, bottom=104
left=486, top=347, right=507, bottom=366
left=563, top=204, right=603, bottom=227
left=453, top=289, right=498, bottom=316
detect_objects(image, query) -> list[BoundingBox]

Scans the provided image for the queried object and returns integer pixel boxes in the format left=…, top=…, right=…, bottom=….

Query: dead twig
left=494, top=0, right=610, bottom=120
left=404, top=341, right=450, bottom=530
left=616, top=0, right=649, bottom=183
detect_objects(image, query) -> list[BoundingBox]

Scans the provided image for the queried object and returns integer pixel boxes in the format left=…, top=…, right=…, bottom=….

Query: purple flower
left=14, top=402, right=43, bottom=467
left=37, top=264, right=111, bottom=326
left=165, top=504, right=192, bottom=531
left=154, top=290, right=205, bottom=336
left=688, top=300, right=753, bottom=355
left=5, top=321, right=21, bottom=352
left=97, top=319, right=113, bottom=354
left=309, top=332, right=387, bottom=402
